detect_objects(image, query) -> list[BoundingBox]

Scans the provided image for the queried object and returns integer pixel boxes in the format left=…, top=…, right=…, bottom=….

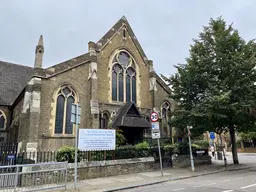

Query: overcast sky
left=1, top=0, right=256, bottom=77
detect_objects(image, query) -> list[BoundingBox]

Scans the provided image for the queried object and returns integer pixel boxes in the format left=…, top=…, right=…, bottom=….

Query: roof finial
left=121, top=15, right=127, bottom=21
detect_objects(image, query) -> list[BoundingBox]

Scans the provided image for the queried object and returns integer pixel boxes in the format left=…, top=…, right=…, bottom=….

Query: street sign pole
left=71, top=103, right=81, bottom=190
left=187, top=126, right=195, bottom=172
left=157, top=138, right=163, bottom=176
left=150, top=111, right=163, bottom=176
left=74, top=104, right=78, bottom=190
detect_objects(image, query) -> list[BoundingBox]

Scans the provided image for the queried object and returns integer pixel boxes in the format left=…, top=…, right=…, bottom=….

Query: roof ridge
left=46, top=52, right=89, bottom=69
left=0, top=60, right=33, bottom=69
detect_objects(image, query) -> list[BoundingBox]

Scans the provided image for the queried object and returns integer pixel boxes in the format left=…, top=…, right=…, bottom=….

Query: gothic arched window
left=0, top=111, right=6, bottom=129
left=111, top=50, right=137, bottom=103
left=54, top=86, right=77, bottom=135
left=161, top=101, right=171, bottom=137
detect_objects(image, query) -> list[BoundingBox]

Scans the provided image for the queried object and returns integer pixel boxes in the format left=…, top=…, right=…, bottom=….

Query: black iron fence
left=0, top=142, right=209, bottom=170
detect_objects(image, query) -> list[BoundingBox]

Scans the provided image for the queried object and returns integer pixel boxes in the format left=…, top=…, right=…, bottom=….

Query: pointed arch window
left=0, top=111, right=6, bottom=130
left=161, top=101, right=171, bottom=137
left=54, top=86, right=77, bottom=135
left=111, top=50, right=137, bottom=103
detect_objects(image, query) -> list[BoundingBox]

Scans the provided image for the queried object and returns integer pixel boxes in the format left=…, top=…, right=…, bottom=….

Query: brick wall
left=39, top=63, right=90, bottom=151
left=20, top=157, right=154, bottom=187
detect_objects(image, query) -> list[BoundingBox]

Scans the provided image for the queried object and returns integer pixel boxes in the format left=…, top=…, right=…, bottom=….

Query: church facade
left=0, top=16, right=174, bottom=151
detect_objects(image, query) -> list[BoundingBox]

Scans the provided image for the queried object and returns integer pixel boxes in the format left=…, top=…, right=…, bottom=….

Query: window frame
left=53, top=86, right=78, bottom=136
left=111, top=50, right=137, bottom=104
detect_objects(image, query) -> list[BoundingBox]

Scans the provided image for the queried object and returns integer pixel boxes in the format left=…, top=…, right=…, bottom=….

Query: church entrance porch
left=120, top=126, right=144, bottom=145
left=111, top=102, right=151, bottom=146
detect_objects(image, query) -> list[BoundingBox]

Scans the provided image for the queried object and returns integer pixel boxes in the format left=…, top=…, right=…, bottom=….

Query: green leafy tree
left=163, top=17, right=256, bottom=164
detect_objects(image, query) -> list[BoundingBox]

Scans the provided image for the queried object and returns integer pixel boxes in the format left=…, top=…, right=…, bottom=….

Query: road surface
left=122, top=166, right=256, bottom=192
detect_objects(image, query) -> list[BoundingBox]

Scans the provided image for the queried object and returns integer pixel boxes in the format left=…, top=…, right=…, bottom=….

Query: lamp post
left=187, top=126, right=195, bottom=172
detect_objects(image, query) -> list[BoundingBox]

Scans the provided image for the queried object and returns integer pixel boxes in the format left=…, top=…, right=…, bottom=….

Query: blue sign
left=7, top=155, right=15, bottom=160
left=210, top=132, right=215, bottom=140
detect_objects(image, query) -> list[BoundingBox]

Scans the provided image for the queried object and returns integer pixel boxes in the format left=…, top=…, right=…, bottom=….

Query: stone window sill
left=42, top=135, right=75, bottom=139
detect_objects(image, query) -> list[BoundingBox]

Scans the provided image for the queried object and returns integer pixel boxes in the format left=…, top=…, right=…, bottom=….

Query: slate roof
left=111, top=102, right=150, bottom=128
left=0, top=61, right=33, bottom=106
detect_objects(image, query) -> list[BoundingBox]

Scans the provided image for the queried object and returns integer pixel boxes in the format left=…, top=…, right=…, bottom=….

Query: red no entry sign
left=150, top=112, right=159, bottom=122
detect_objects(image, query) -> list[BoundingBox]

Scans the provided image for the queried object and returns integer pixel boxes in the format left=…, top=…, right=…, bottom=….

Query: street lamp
left=187, top=126, right=195, bottom=172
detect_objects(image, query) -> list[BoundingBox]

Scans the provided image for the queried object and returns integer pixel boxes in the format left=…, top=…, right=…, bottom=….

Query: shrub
left=115, top=145, right=137, bottom=159
left=135, top=141, right=150, bottom=157
left=56, top=146, right=81, bottom=163
left=192, top=140, right=209, bottom=148
left=116, top=129, right=127, bottom=146
left=135, top=141, right=150, bottom=149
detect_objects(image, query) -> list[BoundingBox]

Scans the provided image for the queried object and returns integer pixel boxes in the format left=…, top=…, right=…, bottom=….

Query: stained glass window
left=118, top=52, right=130, bottom=67
left=126, top=75, right=131, bottom=102
left=132, top=76, right=136, bottom=103
left=54, top=86, right=77, bottom=135
left=0, top=111, right=5, bottom=129
left=55, top=95, right=65, bottom=134
left=112, top=72, right=117, bottom=101
left=65, top=96, right=74, bottom=134
left=119, top=73, right=124, bottom=102
left=111, top=51, right=137, bottom=103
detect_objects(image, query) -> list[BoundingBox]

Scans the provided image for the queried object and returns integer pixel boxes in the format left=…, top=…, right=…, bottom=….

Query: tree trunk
left=229, top=125, right=239, bottom=164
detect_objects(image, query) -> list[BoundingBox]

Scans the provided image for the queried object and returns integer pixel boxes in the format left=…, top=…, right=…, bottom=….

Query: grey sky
left=1, top=0, right=256, bottom=77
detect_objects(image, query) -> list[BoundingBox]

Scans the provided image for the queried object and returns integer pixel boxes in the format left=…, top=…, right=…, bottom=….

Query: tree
left=163, top=17, right=256, bottom=164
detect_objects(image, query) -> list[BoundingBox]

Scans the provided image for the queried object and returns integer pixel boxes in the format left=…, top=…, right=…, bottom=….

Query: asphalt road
left=122, top=166, right=256, bottom=192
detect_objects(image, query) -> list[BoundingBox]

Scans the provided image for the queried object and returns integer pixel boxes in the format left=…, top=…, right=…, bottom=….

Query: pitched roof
left=0, top=61, right=33, bottom=106
left=96, top=16, right=148, bottom=62
left=111, top=102, right=150, bottom=128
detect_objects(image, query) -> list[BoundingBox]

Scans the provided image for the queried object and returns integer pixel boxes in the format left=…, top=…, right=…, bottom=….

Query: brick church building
left=0, top=16, right=174, bottom=152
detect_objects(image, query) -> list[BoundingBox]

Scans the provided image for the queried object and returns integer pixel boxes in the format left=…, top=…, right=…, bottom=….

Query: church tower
left=34, top=35, right=44, bottom=68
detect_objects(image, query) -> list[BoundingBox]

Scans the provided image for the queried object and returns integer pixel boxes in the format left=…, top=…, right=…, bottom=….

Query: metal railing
left=0, top=161, right=68, bottom=192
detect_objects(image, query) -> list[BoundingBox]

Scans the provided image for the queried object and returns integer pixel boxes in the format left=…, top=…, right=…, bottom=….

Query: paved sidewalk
left=50, top=158, right=251, bottom=192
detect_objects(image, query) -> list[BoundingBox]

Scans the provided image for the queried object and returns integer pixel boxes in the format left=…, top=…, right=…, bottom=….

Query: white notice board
left=78, top=129, right=116, bottom=151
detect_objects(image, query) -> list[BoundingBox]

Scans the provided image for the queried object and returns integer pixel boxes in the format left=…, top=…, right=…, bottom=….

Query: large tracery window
left=54, top=86, right=77, bottom=135
left=111, top=50, right=137, bottom=103
left=0, top=111, right=6, bottom=129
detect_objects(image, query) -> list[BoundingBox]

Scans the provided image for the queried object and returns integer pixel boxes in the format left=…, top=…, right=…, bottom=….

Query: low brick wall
left=20, top=157, right=154, bottom=187
left=67, top=157, right=154, bottom=181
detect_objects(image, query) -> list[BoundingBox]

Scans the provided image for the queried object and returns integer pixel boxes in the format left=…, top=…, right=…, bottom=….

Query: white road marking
left=241, top=183, right=256, bottom=189
left=219, top=180, right=231, bottom=183
left=221, top=190, right=234, bottom=192
left=193, top=185, right=203, bottom=188
left=173, top=188, right=185, bottom=191
left=205, top=182, right=216, bottom=186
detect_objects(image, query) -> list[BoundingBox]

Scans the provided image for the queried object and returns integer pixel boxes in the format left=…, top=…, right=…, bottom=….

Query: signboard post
left=150, top=112, right=163, bottom=176
left=209, top=132, right=216, bottom=160
left=71, top=103, right=81, bottom=190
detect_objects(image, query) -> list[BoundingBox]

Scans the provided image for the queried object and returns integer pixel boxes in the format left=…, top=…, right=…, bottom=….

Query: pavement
left=50, top=152, right=255, bottom=192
